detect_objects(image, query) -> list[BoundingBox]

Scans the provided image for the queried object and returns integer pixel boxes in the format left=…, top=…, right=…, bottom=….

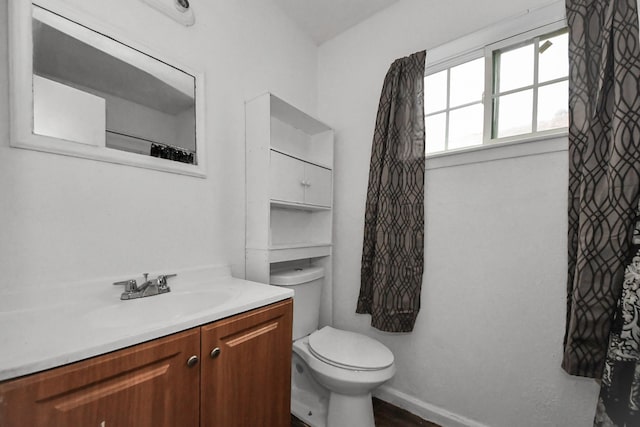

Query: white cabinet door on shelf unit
left=270, top=150, right=332, bottom=207
left=304, top=163, right=332, bottom=207
left=270, top=150, right=305, bottom=204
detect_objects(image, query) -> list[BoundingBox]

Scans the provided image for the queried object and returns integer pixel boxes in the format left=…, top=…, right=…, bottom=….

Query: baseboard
left=374, top=385, right=490, bottom=427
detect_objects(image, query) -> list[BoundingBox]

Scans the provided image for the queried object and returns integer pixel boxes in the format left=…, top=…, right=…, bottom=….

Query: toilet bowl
left=293, top=328, right=395, bottom=427
left=270, top=267, right=396, bottom=427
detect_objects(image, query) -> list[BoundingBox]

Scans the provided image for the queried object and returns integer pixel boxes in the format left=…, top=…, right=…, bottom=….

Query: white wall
left=0, top=0, right=317, bottom=287
left=317, top=0, right=600, bottom=426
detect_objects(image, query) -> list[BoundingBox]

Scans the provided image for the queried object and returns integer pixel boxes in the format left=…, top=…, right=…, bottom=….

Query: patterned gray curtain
left=357, top=50, right=426, bottom=333
left=564, top=0, right=640, bottom=379
left=594, top=207, right=640, bottom=426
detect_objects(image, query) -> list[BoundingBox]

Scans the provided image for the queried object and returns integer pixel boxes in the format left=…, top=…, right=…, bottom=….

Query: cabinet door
left=304, top=163, right=332, bottom=207
left=0, top=329, right=200, bottom=427
left=200, top=299, right=293, bottom=427
left=270, top=151, right=305, bottom=204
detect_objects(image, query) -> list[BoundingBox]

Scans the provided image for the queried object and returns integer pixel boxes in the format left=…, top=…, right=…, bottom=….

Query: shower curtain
left=357, top=50, right=426, bottom=333
left=564, top=0, right=640, bottom=379
left=594, top=208, right=640, bottom=426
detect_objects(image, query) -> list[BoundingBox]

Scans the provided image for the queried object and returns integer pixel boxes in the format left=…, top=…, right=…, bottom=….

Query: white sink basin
left=81, top=287, right=241, bottom=328
left=153, top=288, right=241, bottom=317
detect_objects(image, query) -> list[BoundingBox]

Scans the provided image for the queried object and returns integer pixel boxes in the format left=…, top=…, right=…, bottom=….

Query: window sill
left=425, top=131, right=568, bottom=170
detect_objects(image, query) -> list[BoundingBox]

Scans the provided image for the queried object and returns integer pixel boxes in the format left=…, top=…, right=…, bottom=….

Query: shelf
left=268, top=244, right=331, bottom=263
left=270, top=199, right=331, bottom=211
left=269, top=95, right=331, bottom=135
left=269, top=148, right=332, bottom=170
left=270, top=242, right=332, bottom=250
left=245, top=92, right=333, bottom=284
left=268, top=99, right=333, bottom=167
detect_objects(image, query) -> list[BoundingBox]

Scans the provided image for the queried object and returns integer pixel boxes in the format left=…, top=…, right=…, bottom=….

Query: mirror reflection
left=31, top=5, right=197, bottom=164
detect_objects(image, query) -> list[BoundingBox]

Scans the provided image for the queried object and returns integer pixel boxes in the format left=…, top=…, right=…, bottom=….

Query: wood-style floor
left=291, top=397, right=441, bottom=427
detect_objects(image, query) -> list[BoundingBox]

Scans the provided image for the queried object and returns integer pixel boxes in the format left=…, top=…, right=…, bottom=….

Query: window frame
left=423, top=1, right=567, bottom=157
left=484, top=21, right=568, bottom=145
left=424, top=52, right=485, bottom=152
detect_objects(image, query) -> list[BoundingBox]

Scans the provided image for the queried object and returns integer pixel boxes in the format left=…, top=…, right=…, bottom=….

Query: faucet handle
left=113, top=279, right=137, bottom=292
left=158, top=273, right=177, bottom=288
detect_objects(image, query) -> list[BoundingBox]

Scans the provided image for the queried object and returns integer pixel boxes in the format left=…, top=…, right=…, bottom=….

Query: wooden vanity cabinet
left=0, top=299, right=293, bottom=427
left=201, top=299, right=293, bottom=427
left=0, top=329, right=201, bottom=427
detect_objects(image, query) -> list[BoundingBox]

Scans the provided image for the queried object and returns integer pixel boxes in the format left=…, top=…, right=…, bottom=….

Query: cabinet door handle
left=187, top=355, right=199, bottom=367
left=210, top=347, right=221, bottom=359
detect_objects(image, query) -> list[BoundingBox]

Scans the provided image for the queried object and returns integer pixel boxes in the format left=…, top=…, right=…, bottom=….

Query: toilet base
left=291, top=350, right=329, bottom=427
left=327, top=392, right=375, bottom=427
left=291, top=386, right=328, bottom=427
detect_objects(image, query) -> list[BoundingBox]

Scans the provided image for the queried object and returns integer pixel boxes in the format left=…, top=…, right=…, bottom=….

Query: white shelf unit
left=245, top=93, right=334, bottom=326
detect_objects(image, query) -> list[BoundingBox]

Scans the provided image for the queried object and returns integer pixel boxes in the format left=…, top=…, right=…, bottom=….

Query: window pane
left=497, top=43, right=534, bottom=93
left=424, top=70, right=447, bottom=114
left=425, top=113, right=446, bottom=153
left=537, top=81, right=568, bottom=131
left=538, top=30, right=568, bottom=83
left=495, top=89, right=533, bottom=138
left=448, top=104, right=483, bottom=150
left=450, top=58, right=484, bottom=108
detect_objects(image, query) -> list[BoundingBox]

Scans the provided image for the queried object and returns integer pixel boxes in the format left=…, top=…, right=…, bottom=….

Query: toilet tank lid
left=270, top=267, right=324, bottom=286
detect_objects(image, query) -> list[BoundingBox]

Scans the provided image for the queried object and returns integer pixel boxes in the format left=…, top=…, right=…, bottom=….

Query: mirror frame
left=9, top=0, right=207, bottom=178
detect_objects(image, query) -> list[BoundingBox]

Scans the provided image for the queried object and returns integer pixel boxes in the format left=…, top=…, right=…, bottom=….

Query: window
left=425, top=58, right=484, bottom=152
left=492, top=28, right=568, bottom=138
left=425, top=24, right=568, bottom=155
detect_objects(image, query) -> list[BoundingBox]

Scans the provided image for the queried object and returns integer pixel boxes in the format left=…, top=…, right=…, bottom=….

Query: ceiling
left=272, top=0, right=401, bottom=45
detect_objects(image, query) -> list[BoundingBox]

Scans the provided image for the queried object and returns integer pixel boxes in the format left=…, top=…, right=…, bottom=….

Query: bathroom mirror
left=9, top=0, right=206, bottom=177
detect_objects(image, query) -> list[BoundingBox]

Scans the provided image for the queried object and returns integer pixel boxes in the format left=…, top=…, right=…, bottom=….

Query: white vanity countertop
left=0, top=266, right=293, bottom=382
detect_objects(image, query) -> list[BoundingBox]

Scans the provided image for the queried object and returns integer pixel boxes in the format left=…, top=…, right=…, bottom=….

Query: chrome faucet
left=136, top=273, right=154, bottom=294
left=113, top=273, right=176, bottom=300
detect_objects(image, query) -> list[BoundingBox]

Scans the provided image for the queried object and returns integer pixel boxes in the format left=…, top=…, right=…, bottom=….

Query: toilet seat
left=308, top=326, right=394, bottom=371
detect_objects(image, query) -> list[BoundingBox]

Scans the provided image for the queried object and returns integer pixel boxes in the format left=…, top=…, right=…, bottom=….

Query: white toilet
left=270, top=267, right=396, bottom=427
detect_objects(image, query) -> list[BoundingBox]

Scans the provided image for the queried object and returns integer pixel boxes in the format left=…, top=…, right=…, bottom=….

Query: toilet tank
left=270, top=267, right=323, bottom=340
